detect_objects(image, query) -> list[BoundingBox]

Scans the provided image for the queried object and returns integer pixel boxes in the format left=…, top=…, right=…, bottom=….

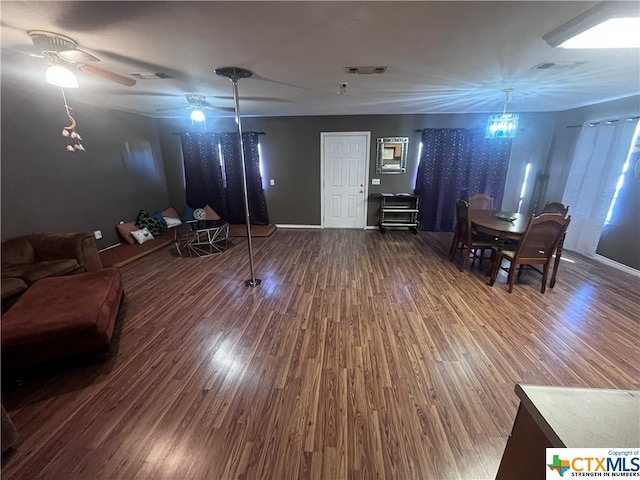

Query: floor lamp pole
left=215, top=66, right=261, bottom=287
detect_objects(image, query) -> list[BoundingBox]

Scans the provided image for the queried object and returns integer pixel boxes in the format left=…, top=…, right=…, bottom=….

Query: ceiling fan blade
left=1, top=47, right=44, bottom=59
left=212, top=95, right=291, bottom=103
left=58, top=48, right=100, bottom=63
left=204, top=106, right=235, bottom=113
left=77, top=64, right=136, bottom=87
left=155, top=106, right=188, bottom=112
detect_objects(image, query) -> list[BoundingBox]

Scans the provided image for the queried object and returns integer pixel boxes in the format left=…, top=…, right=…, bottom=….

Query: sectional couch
left=1, top=232, right=102, bottom=304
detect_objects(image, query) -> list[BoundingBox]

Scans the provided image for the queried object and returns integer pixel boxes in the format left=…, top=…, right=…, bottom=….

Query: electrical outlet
left=270, top=179, right=275, bottom=186
left=94, top=230, right=102, bottom=240
left=372, top=178, right=381, bottom=185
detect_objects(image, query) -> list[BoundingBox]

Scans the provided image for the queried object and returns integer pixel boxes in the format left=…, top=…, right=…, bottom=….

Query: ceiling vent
left=129, top=72, right=173, bottom=80
left=533, top=61, right=586, bottom=70
left=346, top=66, right=388, bottom=75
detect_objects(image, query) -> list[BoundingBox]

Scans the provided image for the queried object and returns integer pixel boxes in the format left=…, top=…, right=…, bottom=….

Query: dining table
left=469, top=210, right=566, bottom=288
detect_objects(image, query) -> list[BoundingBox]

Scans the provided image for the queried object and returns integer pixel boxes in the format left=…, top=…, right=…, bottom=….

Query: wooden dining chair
left=450, top=200, right=497, bottom=272
left=541, top=202, right=569, bottom=287
left=489, top=213, right=571, bottom=293
left=542, top=201, right=569, bottom=216
left=468, top=193, right=494, bottom=210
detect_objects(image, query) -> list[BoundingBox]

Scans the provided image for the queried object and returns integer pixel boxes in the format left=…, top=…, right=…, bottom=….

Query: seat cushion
left=1, top=277, right=28, bottom=300
left=1, top=268, right=124, bottom=372
left=1, top=236, right=36, bottom=266
left=1, top=259, right=81, bottom=285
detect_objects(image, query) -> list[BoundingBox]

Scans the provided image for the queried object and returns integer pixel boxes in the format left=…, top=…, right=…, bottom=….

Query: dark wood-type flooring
left=2, top=229, right=639, bottom=479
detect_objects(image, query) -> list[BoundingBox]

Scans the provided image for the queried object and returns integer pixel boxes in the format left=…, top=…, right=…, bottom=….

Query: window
left=517, top=163, right=532, bottom=213
left=604, top=122, right=640, bottom=225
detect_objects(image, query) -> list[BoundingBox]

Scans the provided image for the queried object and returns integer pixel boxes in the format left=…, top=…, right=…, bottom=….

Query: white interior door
left=321, top=132, right=370, bottom=229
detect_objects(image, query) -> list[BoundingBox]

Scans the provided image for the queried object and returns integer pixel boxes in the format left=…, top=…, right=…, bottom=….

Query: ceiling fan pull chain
left=59, top=87, right=85, bottom=152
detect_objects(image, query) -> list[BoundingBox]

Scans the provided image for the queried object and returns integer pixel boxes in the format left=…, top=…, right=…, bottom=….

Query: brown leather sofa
left=1, top=232, right=103, bottom=303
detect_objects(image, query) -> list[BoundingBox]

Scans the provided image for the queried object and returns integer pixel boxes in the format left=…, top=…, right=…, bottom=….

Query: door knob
left=360, top=190, right=364, bottom=193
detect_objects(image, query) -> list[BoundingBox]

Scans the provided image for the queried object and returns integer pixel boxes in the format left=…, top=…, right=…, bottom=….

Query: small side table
left=174, top=220, right=229, bottom=257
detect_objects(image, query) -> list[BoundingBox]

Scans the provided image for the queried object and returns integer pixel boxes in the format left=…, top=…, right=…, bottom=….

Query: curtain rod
left=172, top=131, right=266, bottom=135
left=568, top=116, right=639, bottom=129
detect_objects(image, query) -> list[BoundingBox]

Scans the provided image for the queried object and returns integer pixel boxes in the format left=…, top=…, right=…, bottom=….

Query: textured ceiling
left=1, top=1, right=639, bottom=119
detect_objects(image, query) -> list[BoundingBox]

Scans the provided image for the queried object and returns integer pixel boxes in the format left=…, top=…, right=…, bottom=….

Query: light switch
left=270, top=179, right=275, bottom=186
left=371, top=178, right=381, bottom=185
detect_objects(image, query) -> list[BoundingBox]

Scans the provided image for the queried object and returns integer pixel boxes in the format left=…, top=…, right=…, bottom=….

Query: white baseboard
left=275, top=224, right=322, bottom=229
left=99, top=242, right=123, bottom=252
left=275, top=224, right=379, bottom=231
left=593, top=254, right=640, bottom=277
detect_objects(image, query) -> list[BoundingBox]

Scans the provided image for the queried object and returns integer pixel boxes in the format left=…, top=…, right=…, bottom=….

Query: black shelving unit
left=378, top=193, right=420, bottom=234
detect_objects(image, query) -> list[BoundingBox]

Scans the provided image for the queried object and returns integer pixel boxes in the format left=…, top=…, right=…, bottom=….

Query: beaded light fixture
left=486, top=88, right=519, bottom=139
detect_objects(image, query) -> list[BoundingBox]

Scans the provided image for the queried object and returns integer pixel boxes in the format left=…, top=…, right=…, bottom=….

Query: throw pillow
left=131, top=228, right=154, bottom=244
left=116, top=222, right=138, bottom=245
left=164, top=217, right=182, bottom=228
left=181, top=206, right=195, bottom=222
left=135, top=209, right=164, bottom=236
left=203, top=204, right=221, bottom=220
left=161, top=207, right=180, bottom=219
left=152, top=211, right=167, bottom=228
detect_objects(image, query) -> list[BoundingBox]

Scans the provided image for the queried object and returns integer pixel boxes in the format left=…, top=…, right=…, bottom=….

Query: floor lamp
left=214, top=66, right=261, bottom=287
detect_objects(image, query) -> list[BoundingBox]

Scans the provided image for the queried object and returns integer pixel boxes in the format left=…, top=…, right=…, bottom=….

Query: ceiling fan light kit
left=45, top=65, right=78, bottom=88
left=190, top=109, right=205, bottom=123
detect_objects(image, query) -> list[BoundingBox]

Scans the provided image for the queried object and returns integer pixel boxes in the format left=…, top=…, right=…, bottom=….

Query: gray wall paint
left=157, top=111, right=557, bottom=227
left=1, top=85, right=170, bottom=248
left=4, top=83, right=634, bottom=267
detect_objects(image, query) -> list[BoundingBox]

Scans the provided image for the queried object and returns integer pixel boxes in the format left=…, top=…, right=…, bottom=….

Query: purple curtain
left=181, top=131, right=269, bottom=225
left=414, top=128, right=511, bottom=231
left=180, top=132, right=227, bottom=218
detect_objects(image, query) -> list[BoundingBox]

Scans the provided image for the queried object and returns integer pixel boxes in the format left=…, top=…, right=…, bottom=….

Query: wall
left=157, top=111, right=557, bottom=228
left=542, top=94, right=640, bottom=270
left=1, top=85, right=170, bottom=248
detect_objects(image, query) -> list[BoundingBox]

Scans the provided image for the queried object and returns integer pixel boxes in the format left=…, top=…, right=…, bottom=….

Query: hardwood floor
left=2, top=229, right=639, bottom=479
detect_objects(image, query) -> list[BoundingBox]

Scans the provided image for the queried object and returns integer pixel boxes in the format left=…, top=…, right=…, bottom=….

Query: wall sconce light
left=46, top=65, right=79, bottom=88
left=486, top=88, right=519, bottom=139
left=543, top=2, right=640, bottom=49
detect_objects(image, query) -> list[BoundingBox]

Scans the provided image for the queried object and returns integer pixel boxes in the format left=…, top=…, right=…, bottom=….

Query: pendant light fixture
left=486, top=88, right=519, bottom=139
left=214, top=66, right=261, bottom=288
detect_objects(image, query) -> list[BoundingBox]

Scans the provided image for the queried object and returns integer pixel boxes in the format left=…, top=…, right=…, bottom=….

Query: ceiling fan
left=156, top=94, right=235, bottom=118
left=186, top=94, right=234, bottom=111
left=28, top=30, right=136, bottom=87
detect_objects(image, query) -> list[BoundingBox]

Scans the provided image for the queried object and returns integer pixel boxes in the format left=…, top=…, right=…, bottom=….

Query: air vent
left=346, top=66, right=388, bottom=75
left=129, top=72, right=173, bottom=80
left=533, top=62, right=586, bottom=70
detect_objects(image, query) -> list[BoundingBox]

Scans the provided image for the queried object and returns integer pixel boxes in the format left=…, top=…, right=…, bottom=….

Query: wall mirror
left=376, top=137, right=408, bottom=174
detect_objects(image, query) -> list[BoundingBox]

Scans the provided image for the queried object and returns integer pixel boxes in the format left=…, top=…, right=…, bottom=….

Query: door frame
left=320, top=131, right=371, bottom=230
